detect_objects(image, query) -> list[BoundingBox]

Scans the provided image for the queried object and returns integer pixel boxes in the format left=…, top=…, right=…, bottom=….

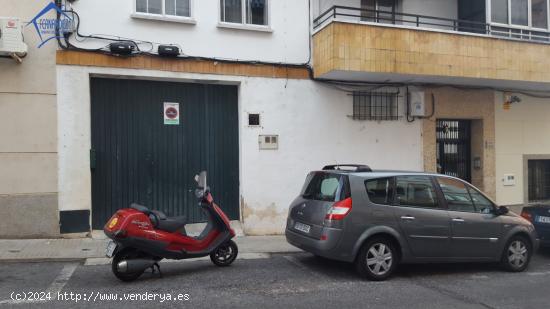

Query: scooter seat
left=130, top=203, right=186, bottom=233
left=150, top=210, right=167, bottom=220
left=130, top=204, right=168, bottom=219
left=130, top=203, right=151, bottom=214
left=156, top=216, right=187, bottom=233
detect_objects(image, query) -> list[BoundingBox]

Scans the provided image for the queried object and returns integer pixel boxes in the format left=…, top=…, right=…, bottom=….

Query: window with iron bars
left=351, top=92, right=400, bottom=121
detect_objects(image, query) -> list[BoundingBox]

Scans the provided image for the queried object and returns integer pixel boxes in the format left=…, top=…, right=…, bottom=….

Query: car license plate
left=537, top=216, right=550, bottom=224
left=294, top=222, right=311, bottom=234
left=105, top=241, right=117, bottom=258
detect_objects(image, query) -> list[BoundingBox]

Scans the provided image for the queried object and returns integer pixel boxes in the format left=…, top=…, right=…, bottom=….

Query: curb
left=0, top=250, right=302, bottom=264
left=0, top=258, right=87, bottom=264
left=84, top=252, right=275, bottom=266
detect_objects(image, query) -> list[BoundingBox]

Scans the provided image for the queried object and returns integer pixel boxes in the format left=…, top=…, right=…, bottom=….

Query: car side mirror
left=495, top=206, right=509, bottom=216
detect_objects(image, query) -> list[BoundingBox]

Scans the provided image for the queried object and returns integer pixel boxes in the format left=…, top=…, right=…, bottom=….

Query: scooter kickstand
left=151, top=262, right=162, bottom=278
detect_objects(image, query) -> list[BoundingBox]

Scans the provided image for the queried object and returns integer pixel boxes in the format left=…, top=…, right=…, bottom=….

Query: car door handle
left=452, top=218, right=465, bottom=222
left=400, top=216, right=416, bottom=221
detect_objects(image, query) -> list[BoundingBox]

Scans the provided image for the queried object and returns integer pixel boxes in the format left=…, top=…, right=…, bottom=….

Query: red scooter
left=103, top=171, right=238, bottom=282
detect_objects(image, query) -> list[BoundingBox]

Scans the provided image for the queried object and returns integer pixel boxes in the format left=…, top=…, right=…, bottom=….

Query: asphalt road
left=1, top=249, right=550, bottom=309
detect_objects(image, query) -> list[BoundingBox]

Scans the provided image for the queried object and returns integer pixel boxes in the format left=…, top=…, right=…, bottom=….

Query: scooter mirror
left=195, top=171, right=207, bottom=200
left=196, top=171, right=207, bottom=189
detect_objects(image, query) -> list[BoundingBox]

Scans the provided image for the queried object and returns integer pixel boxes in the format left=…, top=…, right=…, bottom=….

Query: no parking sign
left=164, top=102, right=180, bottom=125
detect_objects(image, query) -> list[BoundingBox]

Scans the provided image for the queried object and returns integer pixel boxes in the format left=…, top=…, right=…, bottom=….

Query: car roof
left=315, top=169, right=459, bottom=180
left=311, top=168, right=495, bottom=202
left=356, top=170, right=435, bottom=178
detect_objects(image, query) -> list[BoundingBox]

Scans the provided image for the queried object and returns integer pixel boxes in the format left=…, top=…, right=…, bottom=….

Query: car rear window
left=301, top=172, right=350, bottom=202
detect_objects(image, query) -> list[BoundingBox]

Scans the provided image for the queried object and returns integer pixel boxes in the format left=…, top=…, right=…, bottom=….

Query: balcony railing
left=313, top=6, right=550, bottom=43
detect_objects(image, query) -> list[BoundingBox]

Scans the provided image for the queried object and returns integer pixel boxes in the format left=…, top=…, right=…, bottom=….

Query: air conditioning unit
left=0, top=18, right=28, bottom=58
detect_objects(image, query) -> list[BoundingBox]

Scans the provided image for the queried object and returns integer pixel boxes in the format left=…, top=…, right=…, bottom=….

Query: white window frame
left=487, top=0, right=550, bottom=31
left=132, top=0, right=196, bottom=24
left=218, top=0, right=272, bottom=32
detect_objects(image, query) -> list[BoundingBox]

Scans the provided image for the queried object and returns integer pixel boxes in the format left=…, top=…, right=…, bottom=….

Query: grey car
left=285, top=165, right=539, bottom=281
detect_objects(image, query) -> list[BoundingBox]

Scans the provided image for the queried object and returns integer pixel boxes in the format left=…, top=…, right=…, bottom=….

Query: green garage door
left=90, top=78, right=239, bottom=229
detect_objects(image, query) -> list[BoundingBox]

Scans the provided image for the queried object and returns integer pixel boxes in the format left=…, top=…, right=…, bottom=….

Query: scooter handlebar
left=195, top=187, right=213, bottom=204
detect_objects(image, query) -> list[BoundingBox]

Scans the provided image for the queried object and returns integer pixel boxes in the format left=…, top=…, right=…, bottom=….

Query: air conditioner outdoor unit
left=0, top=18, right=28, bottom=58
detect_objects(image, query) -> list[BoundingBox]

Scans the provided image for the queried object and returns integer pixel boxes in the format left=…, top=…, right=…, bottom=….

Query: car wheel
left=355, top=237, right=397, bottom=281
left=501, top=236, right=532, bottom=272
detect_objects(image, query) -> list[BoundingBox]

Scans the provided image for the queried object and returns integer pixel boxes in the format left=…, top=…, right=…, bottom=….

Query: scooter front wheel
left=210, top=240, right=238, bottom=267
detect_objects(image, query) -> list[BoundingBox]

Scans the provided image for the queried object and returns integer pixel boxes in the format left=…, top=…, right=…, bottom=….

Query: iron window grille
left=436, top=120, right=472, bottom=182
left=528, top=160, right=550, bottom=203
left=350, top=92, right=400, bottom=121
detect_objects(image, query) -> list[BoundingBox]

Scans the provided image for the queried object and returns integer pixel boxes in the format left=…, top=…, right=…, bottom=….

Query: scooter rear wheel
left=112, top=248, right=145, bottom=282
left=210, top=240, right=238, bottom=267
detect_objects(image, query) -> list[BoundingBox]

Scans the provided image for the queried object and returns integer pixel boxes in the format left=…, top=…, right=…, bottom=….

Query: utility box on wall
left=409, top=91, right=426, bottom=117
left=259, top=135, right=278, bottom=150
left=503, top=174, right=516, bottom=186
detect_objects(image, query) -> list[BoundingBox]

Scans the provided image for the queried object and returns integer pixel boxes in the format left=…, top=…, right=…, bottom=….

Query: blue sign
left=27, top=1, right=74, bottom=48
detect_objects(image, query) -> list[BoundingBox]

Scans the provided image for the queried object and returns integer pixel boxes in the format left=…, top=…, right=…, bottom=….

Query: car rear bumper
left=534, top=226, right=550, bottom=248
left=538, top=238, right=550, bottom=248
left=534, top=238, right=541, bottom=251
left=285, top=227, right=347, bottom=261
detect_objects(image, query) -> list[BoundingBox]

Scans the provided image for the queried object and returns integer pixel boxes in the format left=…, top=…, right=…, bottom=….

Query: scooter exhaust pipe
left=117, top=259, right=156, bottom=273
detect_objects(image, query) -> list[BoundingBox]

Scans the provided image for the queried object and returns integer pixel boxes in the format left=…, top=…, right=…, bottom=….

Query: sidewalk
left=0, top=236, right=301, bottom=263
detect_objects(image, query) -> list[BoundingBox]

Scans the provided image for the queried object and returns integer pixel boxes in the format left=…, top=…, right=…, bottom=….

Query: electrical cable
left=411, top=82, right=550, bottom=98
left=405, top=86, right=415, bottom=122
left=60, top=1, right=313, bottom=65
left=55, top=1, right=550, bottom=99
left=425, top=93, right=436, bottom=118
left=55, top=0, right=69, bottom=50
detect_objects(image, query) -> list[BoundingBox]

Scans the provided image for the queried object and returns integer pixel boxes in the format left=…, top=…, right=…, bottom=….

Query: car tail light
left=325, top=197, right=352, bottom=220
left=521, top=211, right=533, bottom=222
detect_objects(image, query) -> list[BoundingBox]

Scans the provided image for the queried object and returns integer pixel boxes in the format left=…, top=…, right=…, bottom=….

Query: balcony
left=312, top=6, right=550, bottom=91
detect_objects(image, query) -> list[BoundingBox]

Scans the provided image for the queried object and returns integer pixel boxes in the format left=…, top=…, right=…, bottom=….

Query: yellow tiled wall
left=313, top=22, right=550, bottom=83
left=421, top=87, right=496, bottom=199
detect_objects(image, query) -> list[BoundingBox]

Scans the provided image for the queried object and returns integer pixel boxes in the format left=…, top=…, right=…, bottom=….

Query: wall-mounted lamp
left=503, top=92, right=522, bottom=110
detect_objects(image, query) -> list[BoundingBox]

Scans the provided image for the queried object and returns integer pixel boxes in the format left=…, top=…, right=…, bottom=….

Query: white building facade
left=57, top=0, right=423, bottom=235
